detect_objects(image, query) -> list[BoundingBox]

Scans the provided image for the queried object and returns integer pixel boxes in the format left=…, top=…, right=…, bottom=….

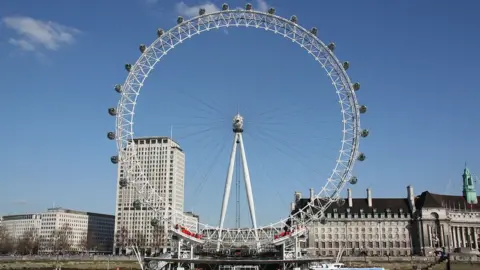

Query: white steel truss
left=111, top=7, right=367, bottom=251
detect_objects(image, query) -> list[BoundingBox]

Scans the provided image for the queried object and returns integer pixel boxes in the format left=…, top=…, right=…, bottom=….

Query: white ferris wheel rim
left=114, top=8, right=363, bottom=245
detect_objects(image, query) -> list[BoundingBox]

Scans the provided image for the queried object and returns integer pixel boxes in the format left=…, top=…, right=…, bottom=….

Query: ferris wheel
left=108, top=3, right=368, bottom=253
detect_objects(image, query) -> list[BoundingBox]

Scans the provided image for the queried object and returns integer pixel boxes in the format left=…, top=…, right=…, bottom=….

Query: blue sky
left=1, top=0, right=479, bottom=228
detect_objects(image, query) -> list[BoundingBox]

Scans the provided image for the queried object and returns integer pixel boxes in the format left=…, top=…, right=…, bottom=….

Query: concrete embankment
left=0, top=256, right=479, bottom=270
left=0, top=260, right=140, bottom=270
left=0, top=256, right=141, bottom=270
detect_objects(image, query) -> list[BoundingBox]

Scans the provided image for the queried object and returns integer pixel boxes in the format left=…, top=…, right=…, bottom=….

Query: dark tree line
left=0, top=223, right=100, bottom=254
left=47, top=223, right=73, bottom=253
left=0, top=225, right=39, bottom=255
left=0, top=225, right=15, bottom=254
left=115, top=225, right=166, bottom=255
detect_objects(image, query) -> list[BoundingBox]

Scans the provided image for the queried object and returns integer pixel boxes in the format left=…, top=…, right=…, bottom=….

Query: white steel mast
left=217, top=114, right=258, bottom=250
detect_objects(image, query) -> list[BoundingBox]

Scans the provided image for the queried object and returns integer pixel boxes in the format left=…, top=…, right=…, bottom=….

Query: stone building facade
left=411, top=166, right=480, bottom=255
left=412, top=193, right=480, bottom=255
left=294, top=187, right=415, bottom=257
left=294, top=166, right=480, bottom=257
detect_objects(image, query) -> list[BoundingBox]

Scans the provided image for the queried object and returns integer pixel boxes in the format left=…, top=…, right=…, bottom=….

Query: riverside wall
left=0, top=255, right=479, bottom=270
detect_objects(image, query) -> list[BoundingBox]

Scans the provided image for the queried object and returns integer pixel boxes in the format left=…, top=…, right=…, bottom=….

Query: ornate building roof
left=293, top=197, right=412, bottom=214
left=415, top=191, right=480, bottom=210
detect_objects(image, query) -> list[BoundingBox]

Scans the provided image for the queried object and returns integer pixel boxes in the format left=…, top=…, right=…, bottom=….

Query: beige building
left=1, top=214, right=42, bottom=242
left=1, top=208, right=114, bottom=253
left=183, top=212, right=200, bottom=233
left=114, top=137, right=197, bottom=255
left=294, top=187, right=414, bottom=257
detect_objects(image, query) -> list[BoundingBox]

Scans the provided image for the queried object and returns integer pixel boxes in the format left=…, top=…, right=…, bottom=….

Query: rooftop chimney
left=294, top=191, right=302, bottom=203
left=407, top=185, right=416, bottom=212
left=290, top=202, right=296, bottom=212
left=367, top=188, right=372, bottom=207
left=309, top=188, right=315, bottom=202
left=347, top=188, right=353, bottom=207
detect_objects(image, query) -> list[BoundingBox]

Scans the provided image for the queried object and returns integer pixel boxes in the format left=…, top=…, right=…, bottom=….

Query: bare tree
left=49, top=223, right=72, bottom=254
left=133, top=231, right=147, bottom=247
left=87, top=231, right=98, bottom=250
left=81, top=231, right=99, bottom=252
left=16, top=228, right=40, bottom=255
left=0, top=225, right=14, bottom=254
left=152, top=226, right=165, bottom=255
left=80, top=236, right=88, bottom=252
left=115, top=226, right=129, bottom=252
left=131, top=231, right=147, bottom=255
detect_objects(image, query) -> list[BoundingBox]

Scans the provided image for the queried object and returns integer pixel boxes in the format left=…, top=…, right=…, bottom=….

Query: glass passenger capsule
left=199, top=8, right=206, bottom=15
left=290, top=15, right=297, bottom=23
left=222, top=3, right=229, bottom=10
left=107, top=132, right=115, bottom=140
left=268, top=8, right=275, bottom=14
left=353, top=82, right=361, bottom=91
left=133, top=200, right=142, bottom=210
left=349, top=176, right=358, bottom=185
left=360, top=129, right=369, bottom=138
left=245, top=3, right=252, bottom=10
left=139, top=44, right=146, bottom=53
left=319, top=216, right=327, bottom=225
left=125, top=64, right=132, bottom=72
left=357, top=153, right=366, bottom=161
left=310, top=27, right=318, bottom=36
left=177, top=16, right=184, bottom=24
left=119, top=178, right=127, bottom=188
left=359, top=105, right=367, bottom=114
left=327, top=42, right=336, bottom=51
left=157, top=28, right=164, bottom=37
left=114, top=84, right=122, bottom=93
left=111, top=155, right=119, bottom=164
left=151, top=218, right=160, bottom=227
left=343, top=61, right=350, bottom=70
left=108, top=108, right=117, bottom=116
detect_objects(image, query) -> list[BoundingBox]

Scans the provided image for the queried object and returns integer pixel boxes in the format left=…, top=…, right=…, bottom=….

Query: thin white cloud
left=8, top=38, right=35, bottom=51
left=2, top=16, right=81, bottom=52
left=11, top=200, right=28, bottom=205
left=256, top=0, right=269, bottom=12
left=175, top=1, right=219, bottom=18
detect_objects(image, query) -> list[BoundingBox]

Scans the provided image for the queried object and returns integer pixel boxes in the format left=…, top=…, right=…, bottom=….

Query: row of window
left=315, top=226, right=407, bottom=233
left=316, top=249, right=411, bottom=256
left=324, top=212, right=411, bottom=219
left=316, top=233, right=410, bottom=240
left=315, top=221, right=408, bottom=226
left=315, top=241, right=411, bottom=249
